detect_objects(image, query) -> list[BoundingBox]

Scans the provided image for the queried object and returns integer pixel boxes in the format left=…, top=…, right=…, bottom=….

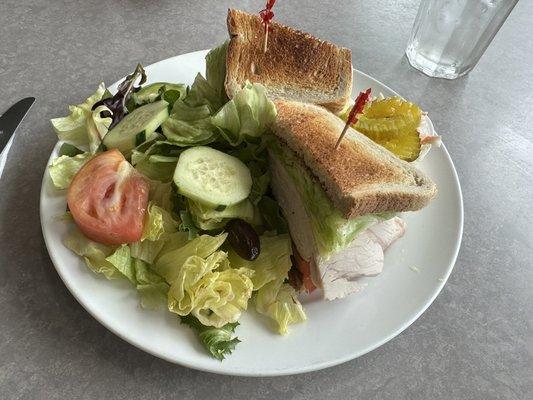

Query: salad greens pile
left=49, top=43, right=305, bottom=360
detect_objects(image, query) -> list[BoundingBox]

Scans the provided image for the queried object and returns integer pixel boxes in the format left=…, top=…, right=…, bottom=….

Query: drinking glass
left=406, top=0, right=518, bottom=79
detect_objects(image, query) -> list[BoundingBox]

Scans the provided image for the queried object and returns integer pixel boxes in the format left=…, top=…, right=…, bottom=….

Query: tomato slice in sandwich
left=67, top=149, right=149, bottom=245
left=292, top=243, right=316, bottom=294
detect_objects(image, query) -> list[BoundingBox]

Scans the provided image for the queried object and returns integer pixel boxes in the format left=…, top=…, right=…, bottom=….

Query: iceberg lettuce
left=105, top=245, right=168, bottom=309
left=50, top=83, right=109, bottom=150
left=130, top=201, right=179, bottom=264
left=212, top=82, right=277, bottom=146
left=228, top=234, right=292, bottom=290
left=64, top=228, right=120, bottom=279
left=256, top=280, right=306, bottom=335
left=48, top=152, right=91, bottom=190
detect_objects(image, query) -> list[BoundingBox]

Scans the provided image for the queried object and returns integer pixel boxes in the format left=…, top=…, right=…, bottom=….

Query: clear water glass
left=406, top=0, right=518, bottom=79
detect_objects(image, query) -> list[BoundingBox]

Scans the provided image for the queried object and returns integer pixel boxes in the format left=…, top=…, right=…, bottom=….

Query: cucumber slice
left=174, top=146, right=252, bottom=207
left=103, top=100, right=169, bottom=156
left=133, top=82, right=187, bottom=105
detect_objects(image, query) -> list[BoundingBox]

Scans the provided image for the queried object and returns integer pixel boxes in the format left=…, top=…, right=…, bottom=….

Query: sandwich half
left=225, top=9, right=353, bottom=113
left=268, top=100, right=437, bottom=300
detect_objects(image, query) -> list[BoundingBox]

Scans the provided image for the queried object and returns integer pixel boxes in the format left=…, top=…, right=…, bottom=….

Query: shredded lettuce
left=167, top=251, right=254, bottom=327
left=48, top=152, right=91, bottom=190
left=269, top=140, right=395, bottom=257
left=256, top=280, right=306, bottom=335
left=212, top=82, right=277, bottom=146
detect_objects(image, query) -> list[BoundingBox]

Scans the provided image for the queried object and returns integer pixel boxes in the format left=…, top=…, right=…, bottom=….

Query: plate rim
left=40, top=50, right=464, bottom=376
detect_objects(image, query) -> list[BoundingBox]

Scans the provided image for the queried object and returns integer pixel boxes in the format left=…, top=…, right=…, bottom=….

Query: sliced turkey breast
left=270, top=151, right=406, bottom=300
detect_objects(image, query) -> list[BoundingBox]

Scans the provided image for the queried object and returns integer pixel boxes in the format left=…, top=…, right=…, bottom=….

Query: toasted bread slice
left=271, top=100, right=437, bottom=218
left=225, top=9, right=353, bottom=113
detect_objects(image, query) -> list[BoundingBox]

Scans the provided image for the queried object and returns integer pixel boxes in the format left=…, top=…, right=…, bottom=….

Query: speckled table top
left=0, top=0, right=532, bottom=399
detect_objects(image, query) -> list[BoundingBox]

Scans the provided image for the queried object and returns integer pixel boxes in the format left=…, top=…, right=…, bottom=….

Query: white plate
left=40, top=50, right=463, bottom=376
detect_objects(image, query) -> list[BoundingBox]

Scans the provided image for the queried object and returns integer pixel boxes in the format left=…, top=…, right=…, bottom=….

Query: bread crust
left=225, top=9, right=352, bottom=113
left=271, top=100, right=437, bottom=218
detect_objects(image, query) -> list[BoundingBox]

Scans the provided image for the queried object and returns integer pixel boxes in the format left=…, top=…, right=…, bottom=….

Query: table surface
left=1, top=0, right=532, bottom=399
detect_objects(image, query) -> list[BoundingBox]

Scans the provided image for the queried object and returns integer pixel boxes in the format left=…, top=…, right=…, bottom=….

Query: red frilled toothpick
left=334, top=88, right=372, bottom=149
left=260, top=0, right=276, bottom=53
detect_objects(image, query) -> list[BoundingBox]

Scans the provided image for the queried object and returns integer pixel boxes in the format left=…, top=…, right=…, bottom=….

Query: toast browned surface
left=271, top=100, right=437, bottom=218
left=225, top=9, right=353, bottom=113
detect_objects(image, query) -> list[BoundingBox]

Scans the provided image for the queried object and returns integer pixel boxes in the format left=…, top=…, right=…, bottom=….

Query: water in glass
left=406, top=0, right=518, bottom=79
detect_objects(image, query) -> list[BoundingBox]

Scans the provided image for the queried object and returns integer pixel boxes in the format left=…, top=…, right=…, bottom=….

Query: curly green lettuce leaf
left=49, top=152, right=91, bottom=190
left=167, top=251, right=254, bottom=327
left=154, top=233, right=227, bottom=283
left=180, top=314, right=240, bottom=361
left=211, top=82, right=277, bottom=146
left=229, top=234, right=292, bottom=290
left=269, top=140, right=395, bottom=257
left=64, top=228, right=120, bottom=279
left=256, top=280, right=306, bottom=335
left=50, top=83, right=108, bottom=149
left=188, top=199, right=255, bottom=231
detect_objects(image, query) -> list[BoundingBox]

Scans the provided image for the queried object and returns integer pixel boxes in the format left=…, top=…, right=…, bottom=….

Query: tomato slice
left=292, top=243, right=316, bottom=293
left=67, top=149, right=149, bottom=245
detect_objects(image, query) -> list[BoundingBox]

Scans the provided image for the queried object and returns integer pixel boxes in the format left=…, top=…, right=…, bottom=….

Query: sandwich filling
left=269, top=138, right=395, bottom=259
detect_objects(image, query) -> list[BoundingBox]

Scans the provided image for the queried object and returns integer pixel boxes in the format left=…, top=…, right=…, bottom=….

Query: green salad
left=49, top=43, right=305, bottom=360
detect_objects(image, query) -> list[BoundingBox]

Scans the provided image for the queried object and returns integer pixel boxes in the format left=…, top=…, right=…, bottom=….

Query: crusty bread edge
left=225, top=8, right=353, bottom=113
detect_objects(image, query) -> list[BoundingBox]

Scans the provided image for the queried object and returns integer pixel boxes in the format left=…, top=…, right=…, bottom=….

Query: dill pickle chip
left=354, top=97, right=422, bottom=161
left=377, top=129, right=421, bottom=162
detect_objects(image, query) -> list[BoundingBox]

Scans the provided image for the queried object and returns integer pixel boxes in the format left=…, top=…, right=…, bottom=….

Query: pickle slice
left=375, top=129, right=421, bottom=162
left=354, top=97, right=422, bottom=161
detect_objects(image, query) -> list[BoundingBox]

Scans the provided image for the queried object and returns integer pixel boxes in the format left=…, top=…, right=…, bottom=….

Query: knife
left=0, top=97, right=35, bottom=179
left=0, top=97, right=35, bottom=155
